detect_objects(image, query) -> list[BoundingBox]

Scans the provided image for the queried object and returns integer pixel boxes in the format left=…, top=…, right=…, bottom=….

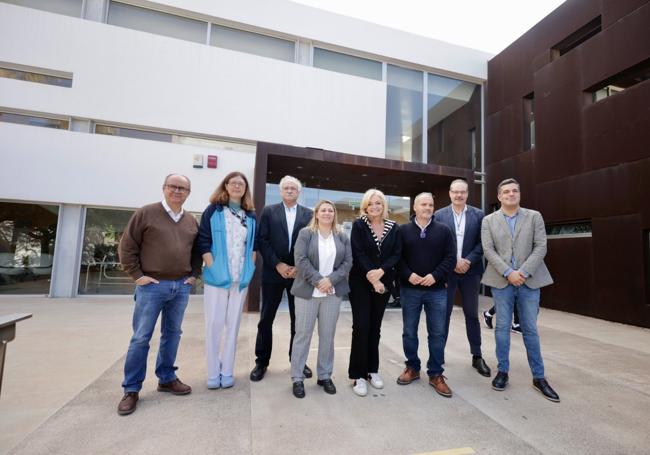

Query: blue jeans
left=401, top=286, right=447, bottom=377
left=492, top=284, right=545, bottom=378
left=122, top=279, right=191, bottom=392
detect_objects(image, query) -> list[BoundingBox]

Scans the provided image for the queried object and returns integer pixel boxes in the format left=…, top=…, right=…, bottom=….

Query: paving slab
left=1, top=296, right=650, bottom=454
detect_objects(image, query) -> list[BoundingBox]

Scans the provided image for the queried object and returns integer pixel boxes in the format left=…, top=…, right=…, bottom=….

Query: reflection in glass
left=79, top=208, right=134, bottom=295
left=265, top=184, right=411, bottom=236
left=1, top=0, right=82, bottom=17
left=211, top=24, right=295, bottom=62
left=426, top=74, right=481, bottom=169
left=0, top=67, right=72, bottom=87
left=0, top=202, right=58, bottom=294
left=313, top=48, right=382, bottom=81
left=386, top=65, right=423, bottom=162
left=79, top=208, right=204, bottom=294
left=107, top=1, right=208, bottom=44
left=0, top=112, right=69, bottom=129
left=95, top=124, right=172, bottom=143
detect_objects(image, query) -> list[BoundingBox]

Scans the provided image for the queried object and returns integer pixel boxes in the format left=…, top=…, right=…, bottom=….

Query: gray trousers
left=290, top=295, right=341, bottom=382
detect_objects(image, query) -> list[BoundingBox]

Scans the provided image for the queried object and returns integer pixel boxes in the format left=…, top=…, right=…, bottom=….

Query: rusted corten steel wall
left=485, top=0, right=650, bottom=327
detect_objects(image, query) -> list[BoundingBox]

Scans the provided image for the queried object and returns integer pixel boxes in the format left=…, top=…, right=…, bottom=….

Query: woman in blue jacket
left=197, top=171, right=256, bottom=389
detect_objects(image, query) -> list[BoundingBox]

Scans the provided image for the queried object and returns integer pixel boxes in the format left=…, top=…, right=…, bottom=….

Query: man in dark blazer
left=250, top=176, right=313, bottom=382
left=434, top=179, right=491, bottom=377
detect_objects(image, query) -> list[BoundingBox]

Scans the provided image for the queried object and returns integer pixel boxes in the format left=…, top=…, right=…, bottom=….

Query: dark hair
left=497, top=178, right=520, bottom=194
left=209, top=171, right=254, bottom=211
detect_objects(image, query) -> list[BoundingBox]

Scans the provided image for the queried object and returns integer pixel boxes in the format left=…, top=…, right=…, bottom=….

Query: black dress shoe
left=303, top=365, right=313, bottom=378
left=250, top=364, right=267, bottom=382
left=533, top=378, right=560, bottom=402
left=472, top=356, right=491, bottom=377
left=492, top=371, right=508, bottom=391
left=292, top=381, right=305, bottom=398
left=316, top=378, right=337, bottom=394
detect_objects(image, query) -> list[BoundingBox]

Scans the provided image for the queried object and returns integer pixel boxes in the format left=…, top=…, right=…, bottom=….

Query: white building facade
left=0, top=0, right=491, bottom=300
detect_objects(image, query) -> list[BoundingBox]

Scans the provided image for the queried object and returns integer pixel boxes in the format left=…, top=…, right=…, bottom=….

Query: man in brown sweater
left=117, top=174, right=202, bottom=416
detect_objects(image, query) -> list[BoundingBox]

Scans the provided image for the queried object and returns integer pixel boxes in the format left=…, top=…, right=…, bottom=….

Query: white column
left=49, top=205, right=85, bottom=297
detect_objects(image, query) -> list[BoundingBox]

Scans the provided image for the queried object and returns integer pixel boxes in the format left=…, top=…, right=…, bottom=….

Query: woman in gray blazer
left=290, top=200, right=352, bottom=399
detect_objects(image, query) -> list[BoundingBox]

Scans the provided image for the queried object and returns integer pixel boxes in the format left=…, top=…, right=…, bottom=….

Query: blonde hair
left=307, top=200, right=341, bottom=233
left=359, top=188, right=389, bottom=219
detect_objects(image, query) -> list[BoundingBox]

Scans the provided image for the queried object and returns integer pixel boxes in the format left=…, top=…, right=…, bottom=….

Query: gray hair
left=413, top=192, right=434, bottom=205
left=163, top=173, right=191, bottom=188
left=279, top=175, right=302, bottom=192
left=449, top=179, right=469, bottom=190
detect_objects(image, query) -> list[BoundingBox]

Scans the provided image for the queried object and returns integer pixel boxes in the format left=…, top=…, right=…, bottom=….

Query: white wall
left=142, top=0, right=491, bottom=81
left=0, top=3, right=386, bottom=160
left=0, top=122, right=254, bottom=212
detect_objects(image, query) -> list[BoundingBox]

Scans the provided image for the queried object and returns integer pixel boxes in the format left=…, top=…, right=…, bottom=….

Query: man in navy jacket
left=250, top=176, right=313, bottom=382
left=435, top=179, right=491, bottom=377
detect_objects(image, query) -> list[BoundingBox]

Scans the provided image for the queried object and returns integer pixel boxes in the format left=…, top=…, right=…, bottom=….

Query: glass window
left=79, top=208, right=135, bottom=295
left=0, top=112, right=69, bottom=129
left=1, top=0, right=82, bottom=17
left=426, top=73, right=481, bottom=168
left=546, top=221, right=592, bottom=238
left=386, top=65, right=423, bottom=163
left=210, top=24, right=295, bottom=62
left=645, top=230, right=650, bottom=306
left=0, top=67, right=72, bottom=87
left=313, top=48, right=382, bottom=81
left=107, top=1, right=208, bottom=44
left=95, top=124, right=172, bottom=143
left=265, top=184, right=411, bottom=230
left=523, top=93, right=535, bottom=150
left=0, top=202, right=59, bottom=294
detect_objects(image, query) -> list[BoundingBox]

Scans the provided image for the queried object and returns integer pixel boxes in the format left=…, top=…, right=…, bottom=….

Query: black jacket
left=349, top=218, right=402, bottom=290
left=398, top=217, right=456, bottom=290
left=256, top=202, right=312, bottom=284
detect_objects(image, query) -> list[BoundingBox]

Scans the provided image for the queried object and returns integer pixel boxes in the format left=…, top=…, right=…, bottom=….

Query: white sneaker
left=368, top=373, right=384, bottom=389
left=352, top=378, right=368, bottom=396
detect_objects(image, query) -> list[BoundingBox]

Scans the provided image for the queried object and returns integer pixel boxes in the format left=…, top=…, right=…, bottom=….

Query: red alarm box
left=207, top=155, right=218, bottom=168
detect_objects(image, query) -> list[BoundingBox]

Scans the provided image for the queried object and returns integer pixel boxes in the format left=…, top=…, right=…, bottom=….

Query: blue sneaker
left=207, top=377, right=221, bottom=389
left=220, top=375, right=234, bottom=388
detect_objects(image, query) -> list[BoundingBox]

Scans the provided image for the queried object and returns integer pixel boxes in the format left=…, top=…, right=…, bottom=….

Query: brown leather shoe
left=117, top=392, right=139, bottom=416
left=396, top=367, right=420, bottom=385
left=157, top=378, right=192, bottom=395
left=429, top=375, right=452, bottom=397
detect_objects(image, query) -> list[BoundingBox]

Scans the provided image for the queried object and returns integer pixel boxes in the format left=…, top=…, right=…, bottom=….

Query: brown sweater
left=119, top=202, right=202, bottom=281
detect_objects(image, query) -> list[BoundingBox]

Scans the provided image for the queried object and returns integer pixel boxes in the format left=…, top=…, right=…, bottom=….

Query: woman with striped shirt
left=348, top=189, right=402, bottom=397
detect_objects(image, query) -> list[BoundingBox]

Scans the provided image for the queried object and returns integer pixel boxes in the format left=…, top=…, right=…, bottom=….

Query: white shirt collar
left=161, top=199, right=184, bottom=222
left=283, top=202, right=297, bottom=212
left=452, top=205, right=468, bottom=216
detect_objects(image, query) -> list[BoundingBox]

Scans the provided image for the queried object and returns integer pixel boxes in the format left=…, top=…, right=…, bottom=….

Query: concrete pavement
left=1, top=295, right=649, bottom=454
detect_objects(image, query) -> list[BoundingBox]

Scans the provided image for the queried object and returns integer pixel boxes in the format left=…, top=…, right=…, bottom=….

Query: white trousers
left=204, top=283, right=248, bottom=380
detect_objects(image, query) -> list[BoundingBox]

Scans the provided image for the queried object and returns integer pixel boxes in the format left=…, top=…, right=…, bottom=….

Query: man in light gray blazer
left=481, top=178, right=560, bottom=402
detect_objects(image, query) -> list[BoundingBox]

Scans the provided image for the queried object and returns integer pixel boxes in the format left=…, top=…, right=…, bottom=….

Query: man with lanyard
left=481, top=178, right=560, bottom=402
left=250, top=175, right=313, bottom=381
left=396, top=192, right=456, bottom=397
left=434, top=179, right=491, bottom=377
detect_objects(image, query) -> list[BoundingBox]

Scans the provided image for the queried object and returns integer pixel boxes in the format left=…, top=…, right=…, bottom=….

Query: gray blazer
left=291, top=227, right=353, bottom=299
left=481, top=207, right=553, bottom=290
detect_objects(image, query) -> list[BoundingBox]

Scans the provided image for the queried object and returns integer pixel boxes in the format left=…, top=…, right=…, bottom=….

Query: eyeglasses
left=165, top=184, right=190, bottom=194
left=228, top=181, right=246, bottom=188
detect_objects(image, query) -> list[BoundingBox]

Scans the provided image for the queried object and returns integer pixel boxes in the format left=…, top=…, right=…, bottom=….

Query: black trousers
left=444, top=273, right=482, bottom=357
left=348, top=276, right=389, bottom=379
left=254, top=281, right=296, bottom=367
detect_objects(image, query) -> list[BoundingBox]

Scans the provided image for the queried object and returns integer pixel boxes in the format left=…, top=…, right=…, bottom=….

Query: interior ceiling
left=266, top=153, right=456, bottom=197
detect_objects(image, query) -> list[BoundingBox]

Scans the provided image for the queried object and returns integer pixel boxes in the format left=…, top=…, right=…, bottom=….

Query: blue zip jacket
left=197, top=203, right=256, bottom=290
